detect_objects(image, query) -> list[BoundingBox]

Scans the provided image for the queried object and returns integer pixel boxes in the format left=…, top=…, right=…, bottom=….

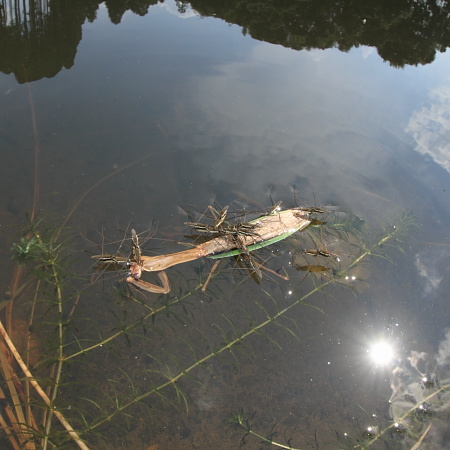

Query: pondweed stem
left=79, top=219, right=408, bottom=435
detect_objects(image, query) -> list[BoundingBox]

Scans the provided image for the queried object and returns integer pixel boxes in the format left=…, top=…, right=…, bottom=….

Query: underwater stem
left=0, top=321, right=89, bottom=450
left=83, top=219, right=408, bottom=433
left=64, top=284, right=204, bottom=361
left=42, top=261, right=65, bottom=449
left=233, top=413, right=302, bottom=450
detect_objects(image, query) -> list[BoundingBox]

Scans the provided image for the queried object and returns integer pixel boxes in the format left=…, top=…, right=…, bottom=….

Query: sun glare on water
left=368, top=341, right=395, bottom=366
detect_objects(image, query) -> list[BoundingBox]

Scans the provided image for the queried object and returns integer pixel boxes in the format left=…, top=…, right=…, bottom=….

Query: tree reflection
left=104, top=0, right=159, bottom=24
left=1, top=0, right=450, bottom=82
left=190, top=0, right=450, bottom=68
left=0, top=0, right=99, bottom=82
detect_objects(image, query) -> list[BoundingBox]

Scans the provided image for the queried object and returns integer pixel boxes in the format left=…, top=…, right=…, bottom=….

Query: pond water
left=1, top=0, right=450, bottom=449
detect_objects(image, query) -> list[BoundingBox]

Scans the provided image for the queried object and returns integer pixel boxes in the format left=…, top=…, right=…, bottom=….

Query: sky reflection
left=185, top=41, right=450, bottom=227
left=388, top=334, right=450, bottom=449
left=2, top=1, right=450, bottom=448
left=407, top=76, right=450, bottom=174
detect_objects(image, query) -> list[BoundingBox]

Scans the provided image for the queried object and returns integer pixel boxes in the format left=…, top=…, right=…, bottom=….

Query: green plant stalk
left=77, top=210, right=311, bottom=358
left=6, top=80, right=160, bottom=448
left=0, top=321, right=89, bottom=450
left=6, top=225, right=90, bottom=449
left=42, top=256, right=65, bottom=449
left=360, top=382, right=450, bottom=449
left=76, top=221, right=407, bottom=436
left=64, top=283, right=204, bottom=361
left=233, top=414, right=301, bottom=450
left=65, top=260, right=252, bottom=362
left=411, top=423, right=432, bottom=450
left=25, top=280, right=40, bottom=430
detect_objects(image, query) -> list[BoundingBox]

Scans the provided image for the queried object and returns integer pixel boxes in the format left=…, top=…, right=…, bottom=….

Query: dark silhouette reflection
left=104, top=0, right=160, bottom=24
left=0, top=0, right=100, bottom=82
left=1, top=0, right=450, bottom=83
left=190, top=0, right=450, bottom=67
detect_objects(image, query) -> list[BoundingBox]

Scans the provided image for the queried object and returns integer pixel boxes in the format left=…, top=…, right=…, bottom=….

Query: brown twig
left=0, top=385, right=26, bottom=450
left=0, top=341, right=32, bottom=447
left=0, top=321, right=89, bottom=450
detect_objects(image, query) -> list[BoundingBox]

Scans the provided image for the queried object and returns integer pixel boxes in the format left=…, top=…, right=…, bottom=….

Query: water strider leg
left=255, top=260, right=289, bottom=281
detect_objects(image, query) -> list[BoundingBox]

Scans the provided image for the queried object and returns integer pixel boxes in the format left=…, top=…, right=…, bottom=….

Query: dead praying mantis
left=185, top=204, right=264, bottom=279
left=93, top=207, right=312, bottom=294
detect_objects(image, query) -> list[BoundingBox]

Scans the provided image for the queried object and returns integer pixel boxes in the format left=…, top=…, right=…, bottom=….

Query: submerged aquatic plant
left=1, top=219, right=85, bottom=449
left=229, top=410, right=304, bottom=449
left=11, top=236, right=41, bottom=265
left=345, top=340, right=450, bottom=450
left=0, top=208, right=416, bottom=449
left=229, top=212, right=421, bottom=450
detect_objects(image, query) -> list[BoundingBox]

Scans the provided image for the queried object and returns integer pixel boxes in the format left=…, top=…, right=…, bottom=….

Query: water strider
left=94, top=206, right=313, bottom=293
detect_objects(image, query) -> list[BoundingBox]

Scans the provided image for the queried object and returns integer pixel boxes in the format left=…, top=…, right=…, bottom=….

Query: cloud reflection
left=388, top=333, right=450, bottom=448
left=188, top=42, right=411, bottom=222
left=414, top=247, right=449, bottom=297
left=437, top=329, right=450, bottom=366
left=414, top=251, right=443, bottom=295
left=406, top=83, right=450, bottom=173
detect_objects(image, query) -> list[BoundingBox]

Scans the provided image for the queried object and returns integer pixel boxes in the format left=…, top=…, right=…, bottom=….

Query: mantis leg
left=126, top=271, right=170, bottom=294
left=202, top=260, right=221, bottom=292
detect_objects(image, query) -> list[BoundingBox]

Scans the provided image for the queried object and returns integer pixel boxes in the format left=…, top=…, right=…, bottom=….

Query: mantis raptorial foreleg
left=126, top=270, right=170, bottom=294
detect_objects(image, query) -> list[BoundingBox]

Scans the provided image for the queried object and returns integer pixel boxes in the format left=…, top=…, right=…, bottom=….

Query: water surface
left=1, top=1, right=450, bottom=448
